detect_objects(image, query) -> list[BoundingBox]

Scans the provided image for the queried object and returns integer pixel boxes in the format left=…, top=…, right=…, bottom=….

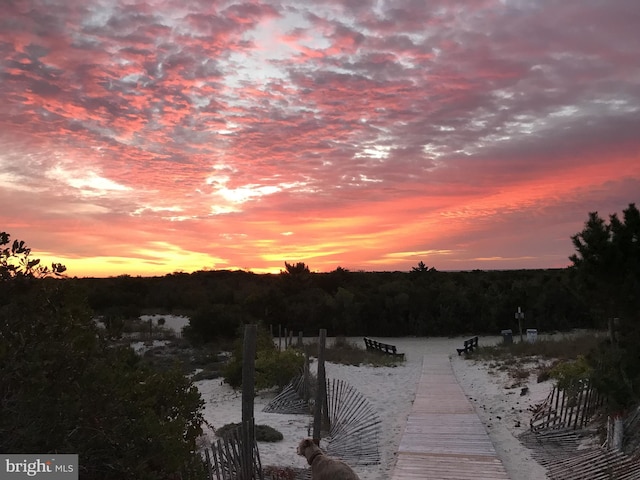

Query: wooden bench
left=364, top=337, right=405, bottom=359
left=456, top=336, right=479, bottom=355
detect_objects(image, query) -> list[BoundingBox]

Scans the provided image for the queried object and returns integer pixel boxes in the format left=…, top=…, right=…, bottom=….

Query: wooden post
left=313, top=329, right=327, bottom=444
left=609, top=318, right=620, bottom=345
left=553, top=387, right=561, bottom=427
left=298, top=331, right=303, bottom=348
left=289, top=329, right=293, bottom=347
left=515, top=307, right=524, bottom=343
left=278, top=324, right=282, bottom=351
left=565, top=391, right=574, bottom=428
left=241, top=324, right=257, bottom=479
left=573, top=384, right=584, bottom=429
left=303, top=349, right=310, bottom=404
left=581, top=385, right=592, bottom=428
left=612, top=414, right=624, bottom=450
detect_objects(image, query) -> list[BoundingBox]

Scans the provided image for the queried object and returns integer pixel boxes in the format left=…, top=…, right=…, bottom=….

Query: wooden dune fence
left=324, top=378, right=381, bottom=466
left=523, top=380, right=640, bottom=479
left=263, top=373, right=311, bottom=415
left=263, top=375, right=381, bottom=466
left=530, top=380, right=605, bottom=432
left=207, top=418, right=264, bottom=479
left=520, top=429, right=640, bottom=480
left=544, top=447, right=640, bottom=480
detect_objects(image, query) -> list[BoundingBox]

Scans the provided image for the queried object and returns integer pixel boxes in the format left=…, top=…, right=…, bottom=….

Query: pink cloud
left=1, top=0, right=639, bottom=276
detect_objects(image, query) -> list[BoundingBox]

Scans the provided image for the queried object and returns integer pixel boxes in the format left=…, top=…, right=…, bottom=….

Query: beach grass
left=476, top=331, right=605, bottom=362
left=475, top=331, right=606, bottom=385
left=301, top=336, right=405, bottom=367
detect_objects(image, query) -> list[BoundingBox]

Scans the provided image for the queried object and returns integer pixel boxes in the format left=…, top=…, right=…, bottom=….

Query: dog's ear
left=302, top=438, right=314, bottom=449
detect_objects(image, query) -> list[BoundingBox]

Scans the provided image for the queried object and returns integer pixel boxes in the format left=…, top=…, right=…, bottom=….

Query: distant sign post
left=515, top=307, right=524, bottom=343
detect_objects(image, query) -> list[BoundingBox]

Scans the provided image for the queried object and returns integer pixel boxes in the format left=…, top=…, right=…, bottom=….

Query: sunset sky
left=1, top=0, right=639, bottom=277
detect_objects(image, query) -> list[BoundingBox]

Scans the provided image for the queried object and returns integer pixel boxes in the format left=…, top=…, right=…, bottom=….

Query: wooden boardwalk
left=391, top=354, right=510, bottom=479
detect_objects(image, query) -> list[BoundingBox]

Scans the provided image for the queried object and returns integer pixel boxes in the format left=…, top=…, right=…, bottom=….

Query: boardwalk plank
left=391, top=354, right=510, bottom=480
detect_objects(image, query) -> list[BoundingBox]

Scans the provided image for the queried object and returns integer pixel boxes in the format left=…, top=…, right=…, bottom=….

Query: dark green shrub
left=475, top=333, right=604, bottom=362
left=224, top=347, right=304, bottom=390
left=255, top=348, right=305, bottom=390
left=549, top=355, right=591, bottom=390
left=255, top=424, right=284, bottom=442
left=223, top=325, right=304, bottom=390
left=537, top=366, right=553, bottom=383
left=0, top=233, right=206, bottom=480
left=192, top=369, right=221, bottom=381
left=217, top=423, right=283, bottom=442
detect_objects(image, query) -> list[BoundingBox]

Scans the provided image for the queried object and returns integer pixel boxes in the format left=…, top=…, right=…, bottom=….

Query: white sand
left=139, top=314, right=190, bottom=334
left=451, top=341, right=551, bottom=480
left=195, top=336, right=554, bottom=479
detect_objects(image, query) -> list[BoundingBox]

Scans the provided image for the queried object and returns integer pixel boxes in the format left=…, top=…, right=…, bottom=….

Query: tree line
left=83, top=265, right=594, bottom=341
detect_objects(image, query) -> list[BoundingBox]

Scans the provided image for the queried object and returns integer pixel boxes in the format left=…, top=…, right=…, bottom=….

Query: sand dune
left=196, top=336, right=553, bottom=479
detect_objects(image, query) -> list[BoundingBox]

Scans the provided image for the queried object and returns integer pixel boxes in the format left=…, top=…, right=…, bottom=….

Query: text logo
left=1, top=455, right=78, bottom=479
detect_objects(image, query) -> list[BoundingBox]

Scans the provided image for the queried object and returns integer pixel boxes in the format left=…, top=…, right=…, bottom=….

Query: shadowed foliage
left=0, top=232, right=206, bottom=480
left=569, top=204, right=640, bottom=411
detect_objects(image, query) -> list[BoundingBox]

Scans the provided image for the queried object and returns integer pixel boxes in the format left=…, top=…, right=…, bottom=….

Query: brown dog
left=297, top=438, right=360, bottom=480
